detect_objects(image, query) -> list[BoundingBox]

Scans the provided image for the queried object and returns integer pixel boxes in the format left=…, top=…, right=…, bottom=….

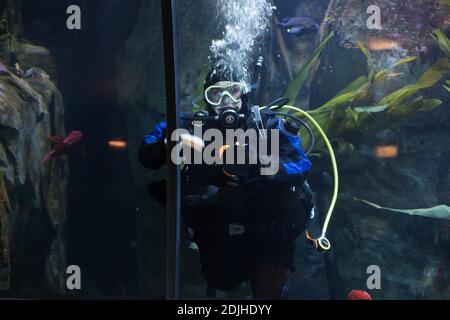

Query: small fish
left=367, top=38, right=399, bottom=51
left=374, top=145, right=399, bottom=159
left=348, top=290, right=373, bottom=300
left=276, top=16, right=319, bottom=36
left=108, top=140, right=127, bottom=149
left=42, top=130, right=83, bottom=163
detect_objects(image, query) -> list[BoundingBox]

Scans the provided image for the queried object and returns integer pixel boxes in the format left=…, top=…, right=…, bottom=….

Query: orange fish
left=374, top=145, right=398, bottom=159
left=367, top=38, right=399, bottom=51
left=108, top=140, right=127, bottom=149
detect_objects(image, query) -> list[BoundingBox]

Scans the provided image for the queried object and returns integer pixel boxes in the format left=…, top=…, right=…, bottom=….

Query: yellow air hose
left=267, top=105, right=339, bottom=252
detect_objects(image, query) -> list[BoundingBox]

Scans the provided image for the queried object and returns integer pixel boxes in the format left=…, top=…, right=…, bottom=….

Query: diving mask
left=204, top=81, right=246, bottom=106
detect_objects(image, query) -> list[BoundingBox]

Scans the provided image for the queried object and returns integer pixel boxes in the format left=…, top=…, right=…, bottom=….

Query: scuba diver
left=138, top=61, right=316, bottom=299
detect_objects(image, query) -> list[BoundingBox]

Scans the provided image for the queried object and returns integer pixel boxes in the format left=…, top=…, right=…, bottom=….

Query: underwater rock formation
left=0, top=51, right=67, bottom=291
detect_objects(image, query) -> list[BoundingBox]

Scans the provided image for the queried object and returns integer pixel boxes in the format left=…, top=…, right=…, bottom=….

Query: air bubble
left=209, top=0, right=274, bottom=86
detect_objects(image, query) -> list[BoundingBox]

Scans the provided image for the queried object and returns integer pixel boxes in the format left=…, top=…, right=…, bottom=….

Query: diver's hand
left=180, top=134, right=205, bottom=152
left=221, top=143, right=255, bottom=177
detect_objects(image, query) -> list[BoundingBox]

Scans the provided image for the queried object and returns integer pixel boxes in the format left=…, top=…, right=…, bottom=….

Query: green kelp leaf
left=285, top=31, right=335, bottom=104
left=354, top=197, right=450, bottom=220
left=379, top=58, right=450, bottom=108
left=385, top=56, right=417, bottom=70
left=445, top=80, right=450, bottom=92
left=417, top=99, right=443, bottom=112
left=333, top=57, right=415, bottom=101
left=388, top=96, right=440, bottom=118
left=335, top=76, right=368, bottom=97
left=431, top=29, right=450, bottom=56
left=354, top=105, right=388, bottom=113
left=321, top=45, right=413, bottom=109
left=348, top=108, right=360, bottom=124
left=374, top=72, right=403, bottom=84
left=321, top=82, right=370, bottom=108
left=357, top=41, right=370, bottom=60
left=375, top=57, right=416, bottom=83
left=320, top=44, right=376, bottom=109
left=357, top=41, right=375, bottom=81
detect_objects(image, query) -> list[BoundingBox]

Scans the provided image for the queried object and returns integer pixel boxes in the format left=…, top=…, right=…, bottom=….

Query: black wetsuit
left=139, top=109, right=314, bottom=298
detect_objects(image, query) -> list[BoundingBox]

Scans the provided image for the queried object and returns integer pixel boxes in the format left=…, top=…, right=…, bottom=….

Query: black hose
left=250, top=56, right=264, bottom=105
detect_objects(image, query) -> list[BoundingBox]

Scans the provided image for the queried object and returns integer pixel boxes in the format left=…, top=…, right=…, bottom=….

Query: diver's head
left=204, top=81, right=245, bottom=115
left=203, top=62, right=248, bottom=116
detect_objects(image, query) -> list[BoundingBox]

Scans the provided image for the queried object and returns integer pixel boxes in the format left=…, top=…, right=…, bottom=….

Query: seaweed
left=284, top=31, right=335, bottom=105
left=374, top=57, right=416, bottom=83
left=353, top=105, right=388, bottom=113
left=354, top=198, right=450, bottom=221
left=283, top=55, right=449, bottom=155
left=379, top=58, right=450, bottom=109
left=445, top=80, right=450, bottom=92
left=431, top=29, right=450, bottom=57
left=430, top=29, right=450, bottom=92
left=321, top=46, right=417, bottom=109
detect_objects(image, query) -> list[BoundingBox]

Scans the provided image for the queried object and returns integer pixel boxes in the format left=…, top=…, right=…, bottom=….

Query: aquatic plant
left=430, top=28, right=450, bottom=93
left=445, top=80, right=450, bottom=92
left=284, top=31, right=335, bottom=105
left=354, top=198, right=450, bottom=221
left=278, top=54, right=449, bottom=156
left=430, top=29, right=450, bottom=57
left=378, top=59, right=448, bottom=109
left=320, top=44, right=416, bottom=109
